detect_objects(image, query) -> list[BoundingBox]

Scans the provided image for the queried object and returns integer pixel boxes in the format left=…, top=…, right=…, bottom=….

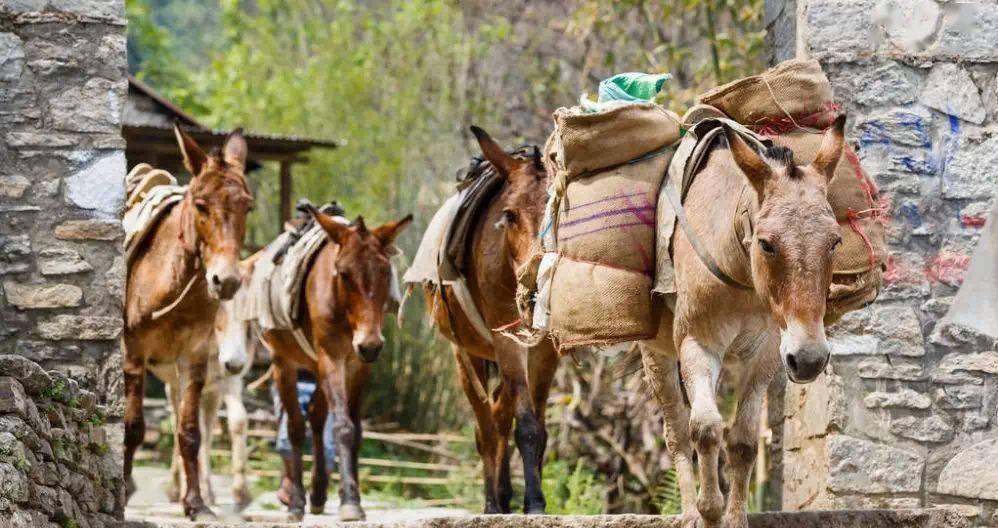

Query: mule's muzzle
left=357, top=341, right=383, bottom=363
left=208, top=270, right=240, bottom=300
left=223, top=359, right=244, bottom=375
left=784, top=343, right=830, bottom=384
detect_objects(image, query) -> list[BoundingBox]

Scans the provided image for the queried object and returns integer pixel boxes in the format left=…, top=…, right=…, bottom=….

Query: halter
left=152, top=195, right=202, bottom=320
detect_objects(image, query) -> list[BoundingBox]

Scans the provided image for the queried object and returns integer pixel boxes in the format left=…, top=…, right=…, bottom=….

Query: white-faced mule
left=639, top=116, right=847, bottom=528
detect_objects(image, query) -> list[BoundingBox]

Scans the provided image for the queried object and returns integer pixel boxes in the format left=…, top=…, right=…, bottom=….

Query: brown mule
left=640, top=117, right=847, bottom=528
left=123, top=125, right=253, bottom=519
left=263, top=208, right=412, bottom=521
left=423, top=127, right=558, bottom=514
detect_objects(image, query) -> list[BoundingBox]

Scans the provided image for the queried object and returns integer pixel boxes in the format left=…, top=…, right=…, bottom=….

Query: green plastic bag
left=598, top=72, right=671, bottom=102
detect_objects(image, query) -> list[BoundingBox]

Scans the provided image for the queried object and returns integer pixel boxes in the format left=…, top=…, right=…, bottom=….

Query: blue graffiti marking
left=899, top=202, right=922, bottom=227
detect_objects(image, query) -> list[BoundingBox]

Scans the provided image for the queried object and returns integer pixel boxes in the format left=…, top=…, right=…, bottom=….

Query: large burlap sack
left=532, top=103, right=680, bottom=348
left=699, top=59, right=886, bottom=324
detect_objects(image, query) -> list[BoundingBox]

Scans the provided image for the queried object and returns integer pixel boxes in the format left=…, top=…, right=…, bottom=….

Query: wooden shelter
left=122, top=75, right=338, bottom=226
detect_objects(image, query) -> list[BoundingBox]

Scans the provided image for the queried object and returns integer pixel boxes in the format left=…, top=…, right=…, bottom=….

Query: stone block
left=805, top=0, right=877, bottom=62
left=937, top=438, right=998, bottom=500
left=37, top=247, right=92, bottom=276
left=13, top=341, right=81, bottom=363
left=830, top=62, right=921, bottom=107
left=0, top=462, right=29, bottom=504
left=932, top=3, right=998, bottom=61
left=864, top=388, right=931, bottom=409
left=48, top=78, right=124, bottom=133
left=827, top=434, right=923, bottom=493
left=934, top=385, right=983, bottom=410
left=2, top=282, right=83, bottom=309
left=0, top=176, right=30, bottom=199
left=828, top=333, right=879, bottom=356
left=0, top=377, right=27, bottom=417
left=0, top=33, right=25, bottom=82
left=937, top=351, right=998, bottom=374
left=943, top=134, right=998, bottom=200
left=0, top=356, right=50, bottom=395
left=64, top=151, right=124, bottom=218
left=53, top=219, right=121, bottom=241
left=919, top=63, right=986, bottom=124
left=930, top=368, right=983, bottom=386
left=36, top=315, right=122, bottom=341
left=858, top=357, right=925, bottom=380
left=856, top=106, right=933, bottom=149
left=890, top=415, right=954, bottom=443
left=873, top=0, right=940, bottom=55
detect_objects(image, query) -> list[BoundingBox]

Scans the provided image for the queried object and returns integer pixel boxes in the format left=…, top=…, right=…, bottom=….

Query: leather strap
left=660, top=179, right=753, bottom=291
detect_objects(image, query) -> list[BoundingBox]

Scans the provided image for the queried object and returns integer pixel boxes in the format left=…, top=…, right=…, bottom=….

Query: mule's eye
left=496, top=209, right=518, bottom=229
left=194, top=199, right=209, bottom=213
left=758, top=238, right=776, bottom=255
left=830, top=237, right=842, bottom=252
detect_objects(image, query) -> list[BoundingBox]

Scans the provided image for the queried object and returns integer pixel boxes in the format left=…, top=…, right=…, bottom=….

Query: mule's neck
left=685, top=152, right=756, bottom=289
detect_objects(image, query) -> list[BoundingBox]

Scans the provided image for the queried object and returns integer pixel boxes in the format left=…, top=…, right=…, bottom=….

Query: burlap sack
left=698, top=59, right=886, bottom=324
left=538, top=104, right=681, bottom=348
left=552, top=103, right=680, bottom=180
left=699, top=59, right=833, bottom=126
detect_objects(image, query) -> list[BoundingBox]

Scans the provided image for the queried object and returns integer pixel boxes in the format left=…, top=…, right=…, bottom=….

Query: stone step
left=120, top=509, right=968, bottom=528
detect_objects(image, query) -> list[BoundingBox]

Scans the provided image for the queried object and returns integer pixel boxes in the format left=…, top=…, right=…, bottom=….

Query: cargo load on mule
left=518, top=61, right=885, bottom=351
left=518, top=83, right=683, bottom=349
left=691, top=59, right=887, bottom=323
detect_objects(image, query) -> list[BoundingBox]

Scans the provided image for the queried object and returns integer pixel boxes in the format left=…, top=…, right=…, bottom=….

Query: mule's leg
left=496, top=340, right=546, bottom=514
left=316, top=353, right=367, bottom=522
left=165, top=381, right=184, bottom=503
left=122, top=351, right=146, bottom=503
left=524, top=341, right=558, bottom=509
left=640, top=338, right=699, bottom=525
left=307, top=386, right=330, bottom=515
left=177, top=358, right=214, bottom=519
left=223, top=375, right=252, bottom=509
left=679, top=336, right=725, bottom=528
left=491, top=380, right=514, bottom=514
left=723, top=343, right=779, bottom=528
left=199, top=386, right=221, bottom=505
left=272, top=358, right=307, bottom=518
left=453, top=346, right=503, bottom=513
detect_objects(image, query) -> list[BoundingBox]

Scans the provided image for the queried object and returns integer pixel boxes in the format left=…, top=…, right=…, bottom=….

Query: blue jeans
left=273, top=380, right=337, bottom=473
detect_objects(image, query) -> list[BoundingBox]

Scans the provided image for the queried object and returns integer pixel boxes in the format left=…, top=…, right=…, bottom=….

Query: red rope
left=845, top=208, right=878, bottom=272
left=493, top=318, right=522, bottom=333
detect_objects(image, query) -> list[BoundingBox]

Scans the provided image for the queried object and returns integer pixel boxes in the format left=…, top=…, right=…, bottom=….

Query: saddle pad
left=653, top=116, right=769, bottom=295
left=441, top=167, right=506, bottom=281
left=242, top=219, right=402, bottom=333
left=122, top=164, right=186, bottom=266
left=403, top=193, right=460, bottom=286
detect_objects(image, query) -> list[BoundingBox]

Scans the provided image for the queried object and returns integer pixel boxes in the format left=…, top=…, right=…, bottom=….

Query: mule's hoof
left=339, top=503, right=366, bottom=522
left=679, top=512, right=702, bottom=528
left=125, top=477, right=137, bottom=501
left=164, top=486, right=180, bottom=504
left=722, top=513, right=749, bottom=528
left=233, top=487, right=252, bottom=510
left=187, top=505, right=216, bottom=522
left=310, top=503, right=326, bottom=515
left=288, top=506, right=305, bottom=521
left=525, top=505, right=546, bottom=515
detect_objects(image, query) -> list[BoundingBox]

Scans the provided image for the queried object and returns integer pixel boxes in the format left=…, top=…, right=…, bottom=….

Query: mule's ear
left=373, top=214, right=413, bottom=248
left=174, top=122, right=208, bottom=176
left=353, top=215, right=368, bottom=236
left=223, top=128, right=248, bottom=169
left=312, top=208, right=353, bottom=246
left=726, top=127, right=770, bottom=197
left=471, top=126, right=517, bottom=177
left=811, top=114, right=846, bottom=182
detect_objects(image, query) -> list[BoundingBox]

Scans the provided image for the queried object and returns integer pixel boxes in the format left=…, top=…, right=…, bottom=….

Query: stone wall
left=764, top=1, right=998, bottom=526
left=0, top=1, right=126, bottom=418
left=0, top=355, right=124, bottom=527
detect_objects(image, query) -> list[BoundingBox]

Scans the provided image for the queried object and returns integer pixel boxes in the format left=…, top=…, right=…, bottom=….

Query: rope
left=151, top=275, right=199, bottom=320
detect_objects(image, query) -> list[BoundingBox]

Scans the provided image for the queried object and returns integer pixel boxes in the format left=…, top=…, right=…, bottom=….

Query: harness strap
left=660, top=182, right=753, bottom=291
left=151, top=274, right=200, bottom=320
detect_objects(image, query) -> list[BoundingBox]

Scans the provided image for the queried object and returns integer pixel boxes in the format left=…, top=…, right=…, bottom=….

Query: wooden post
left=279, top=160, right=292, bottom=231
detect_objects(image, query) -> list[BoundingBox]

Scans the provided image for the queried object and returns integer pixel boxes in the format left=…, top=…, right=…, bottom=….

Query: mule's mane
left=762, top=145, right=799, bottom=178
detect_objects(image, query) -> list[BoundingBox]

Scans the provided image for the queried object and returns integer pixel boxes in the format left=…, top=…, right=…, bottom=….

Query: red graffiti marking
left=925, top=253, right=970, bottom=286
left=960, top=215, right=986, bottom=228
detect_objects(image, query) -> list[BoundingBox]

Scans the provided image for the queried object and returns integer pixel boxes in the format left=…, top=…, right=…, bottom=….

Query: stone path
left=125, top=465, right=470, bottom=525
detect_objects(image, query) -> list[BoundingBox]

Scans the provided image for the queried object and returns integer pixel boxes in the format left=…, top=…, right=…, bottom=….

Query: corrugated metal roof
left=125, top=76, right=339, bottom=149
